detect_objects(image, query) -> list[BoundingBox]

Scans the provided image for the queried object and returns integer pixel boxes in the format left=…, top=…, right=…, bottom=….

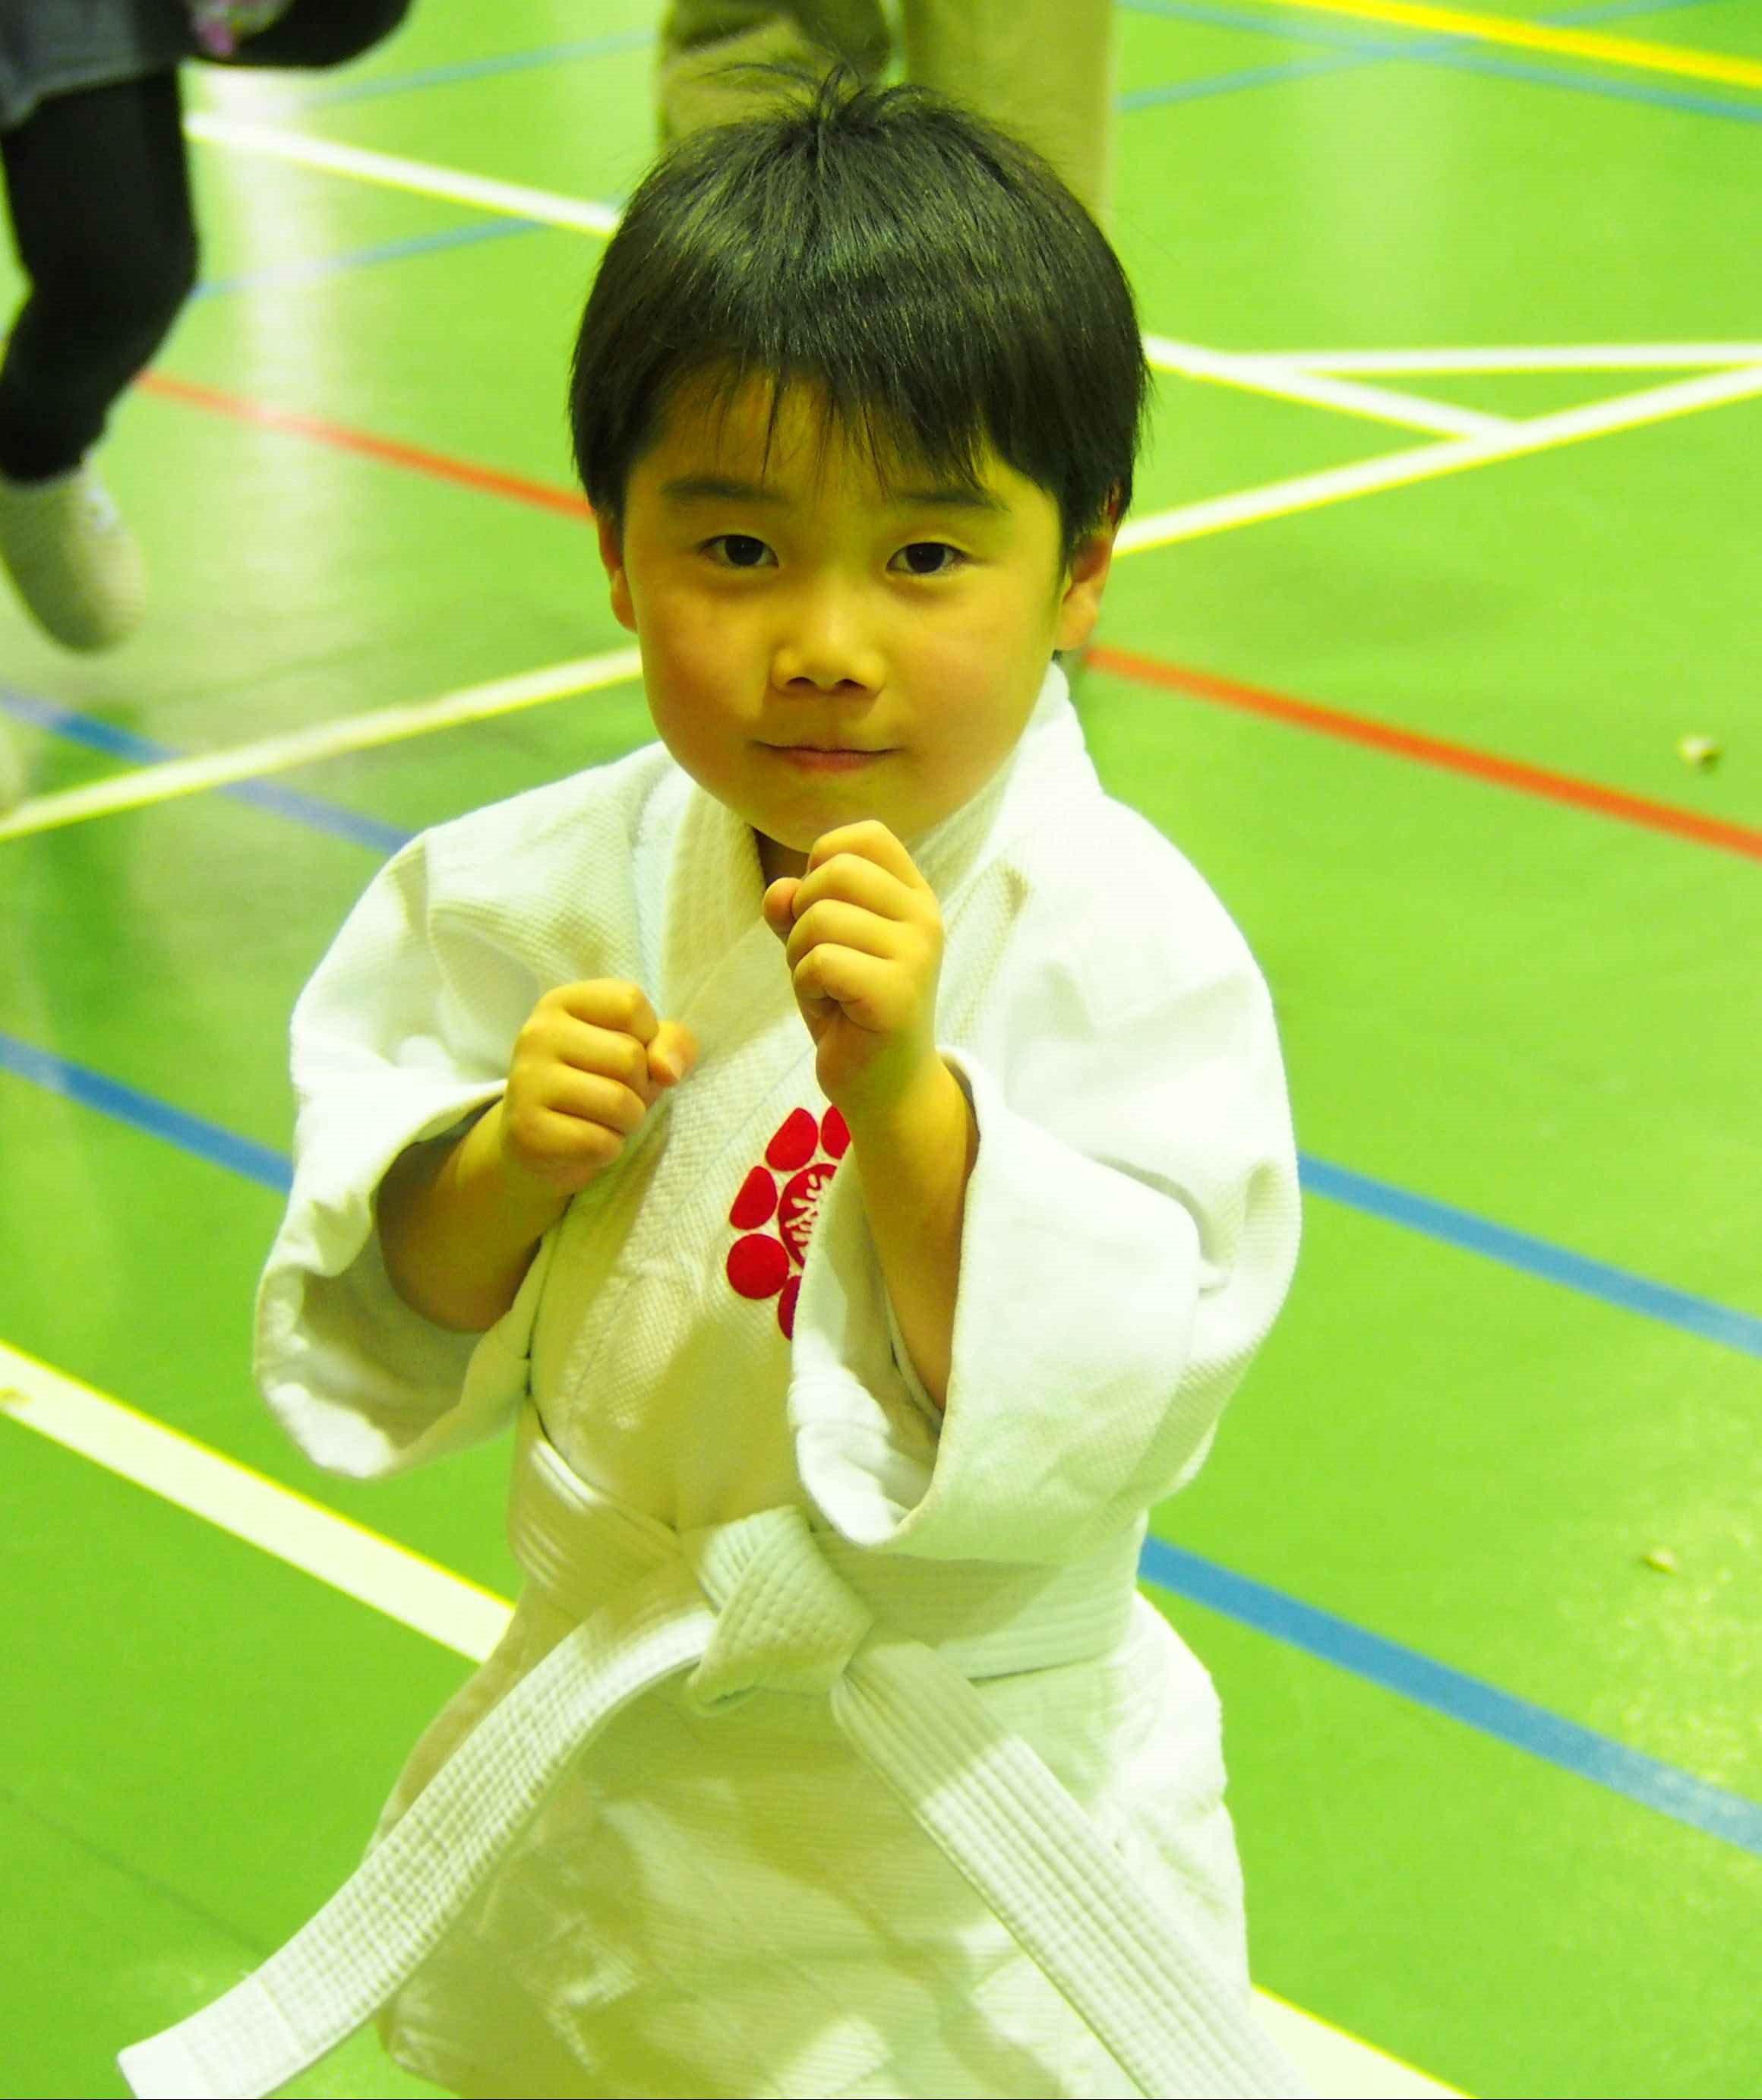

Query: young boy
left=121, top=73, right=1308, bottom=2100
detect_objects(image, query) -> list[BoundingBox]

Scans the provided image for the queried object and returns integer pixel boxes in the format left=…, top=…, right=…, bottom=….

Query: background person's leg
left=0, top=70, right=194, bottom=652
left=657, top=0, right=890, bottom=146
left=0, top=71, right=197, bottom=483
left=900, top=0, right=1118, bottom=685
left=901, top=0, right=1117, bottom=228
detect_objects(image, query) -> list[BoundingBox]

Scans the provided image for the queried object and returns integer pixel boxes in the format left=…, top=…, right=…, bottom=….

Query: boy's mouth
left=763, top=744, right=894, bottom=770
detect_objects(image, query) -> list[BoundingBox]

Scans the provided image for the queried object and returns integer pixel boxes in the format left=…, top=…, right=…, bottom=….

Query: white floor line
left=1116, top=362, right=1762, bottom=554
left=11, top=362, right=1756, bottom=845
left=183, top=108, right=1487, bottom=442
left=183, top=110, right=621, bottom=236
left=0, top=1339, right=511, bottom=1662
left=0, top=647, right=642, bottom=842
left=1142, top=333, right=1511, bottom=440
left=0, top=1337, right=1465, bottom=2098
left=1239, top=343, right=1762, bottom=377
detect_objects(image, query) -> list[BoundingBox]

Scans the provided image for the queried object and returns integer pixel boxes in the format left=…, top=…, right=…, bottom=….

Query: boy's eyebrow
left=660, top=474, right=1010, bottom=516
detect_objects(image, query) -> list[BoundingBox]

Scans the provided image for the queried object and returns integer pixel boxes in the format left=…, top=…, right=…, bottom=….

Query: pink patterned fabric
left=184, top=1, right=296, bottom=58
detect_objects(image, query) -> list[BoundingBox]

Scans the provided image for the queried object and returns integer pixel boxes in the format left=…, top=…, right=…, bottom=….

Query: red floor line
left=137, top=369, right=1760, bottom=866
left=1087, top=644, right=1762, bottom=864
left=137, top=370, right=593, bottom=520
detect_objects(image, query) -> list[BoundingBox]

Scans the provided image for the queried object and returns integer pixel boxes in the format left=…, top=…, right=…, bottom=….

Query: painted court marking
left=2, top=323, right=1753, bottom=851
left=182, top=110, right=621, bottom=236
left=182, top=106, right=1501, bottom=444
left=1115, top=362, right=1762, bottom=552
left=137, top=369, right=592, bottom=518
left=0, top=1338, right=1461, bottom=2099
left=1229, top=0, right=1762, bottom=90
left=0, top=48, right=1730, bottom=2098
left=1255, top=343, right=1762, bottom=375
left=8, top=627, right=1759, bottom=866
left=1140, top=333, right=1511, bottom=439
left=0, top=649, right=639, bottom=842
left=8, top=1018, right=1757, bottom=1363
left=181, top=101, right=1762, bottom=506
left=1085, top=646, right=1762, bottom=866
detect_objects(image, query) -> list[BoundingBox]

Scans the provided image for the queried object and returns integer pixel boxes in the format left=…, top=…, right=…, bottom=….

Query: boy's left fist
left=762, top=819, right=944, bottom=1126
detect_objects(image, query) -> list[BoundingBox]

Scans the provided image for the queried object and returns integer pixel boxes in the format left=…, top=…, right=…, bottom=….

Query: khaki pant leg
left=656, top=1, right=892, bottom=145
left=900, top=0, right=1118, bottom=227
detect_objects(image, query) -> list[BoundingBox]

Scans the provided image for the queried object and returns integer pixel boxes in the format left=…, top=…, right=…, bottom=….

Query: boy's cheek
left=639, top=613, right=761, bottom=744
left=642, top=592, right=739, bottom=681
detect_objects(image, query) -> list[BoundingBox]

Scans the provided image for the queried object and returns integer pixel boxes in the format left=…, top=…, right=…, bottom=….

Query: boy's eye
left=706, top=534, right=775, bottom=568
left=702, top=536, right=965, bottom=576
left=892, top=542, right=965, bottom=578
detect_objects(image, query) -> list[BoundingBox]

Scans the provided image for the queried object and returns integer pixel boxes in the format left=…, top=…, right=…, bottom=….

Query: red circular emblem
left=777, top=1161, right=835, bottom=1266
left=729, top=1165, right=779, bottom=1230
left=766, top=1107, right=820, bottom=1173
left=724, top=1106, right=849, bottom=1338
left=727, top=1232, right=791, bottom=1301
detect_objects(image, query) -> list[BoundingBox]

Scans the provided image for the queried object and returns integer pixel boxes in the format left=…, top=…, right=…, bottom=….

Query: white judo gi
left=120, top=662, right=1310, bottom=2100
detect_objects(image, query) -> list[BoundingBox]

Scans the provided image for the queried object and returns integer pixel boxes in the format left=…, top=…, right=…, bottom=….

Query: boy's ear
left=595, top=505, right=637, bottom=633
left=1053, top=516, right=1116, bottom=655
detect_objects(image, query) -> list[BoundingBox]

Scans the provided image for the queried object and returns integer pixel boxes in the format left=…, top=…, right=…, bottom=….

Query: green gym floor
left=2, top=3, right=1759, bottom=2095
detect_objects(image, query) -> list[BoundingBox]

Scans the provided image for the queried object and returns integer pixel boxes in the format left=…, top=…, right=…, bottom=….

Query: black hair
left=569, top=67, right=1150, bottom=571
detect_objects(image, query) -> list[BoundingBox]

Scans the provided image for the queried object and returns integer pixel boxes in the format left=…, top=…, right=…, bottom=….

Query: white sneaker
left=0, top=456, right=147, bottom=651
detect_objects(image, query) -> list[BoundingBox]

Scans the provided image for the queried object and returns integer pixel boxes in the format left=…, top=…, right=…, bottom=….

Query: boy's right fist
left=497, top=980, right=698, bottom=1194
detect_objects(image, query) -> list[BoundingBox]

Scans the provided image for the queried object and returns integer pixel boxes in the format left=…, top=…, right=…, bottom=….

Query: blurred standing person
left=0, top=0, right=409, bottom=700
left=656, top=0, right=1119, bottom=229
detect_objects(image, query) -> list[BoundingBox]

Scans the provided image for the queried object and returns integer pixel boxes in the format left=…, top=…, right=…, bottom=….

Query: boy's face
left=595, top=374, right=1114, bottom=883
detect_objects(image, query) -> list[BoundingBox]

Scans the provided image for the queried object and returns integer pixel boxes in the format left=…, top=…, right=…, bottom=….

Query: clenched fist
left=497, top=979, right=699, bottom=1195
left=760, top=819, right=945, bottom=1129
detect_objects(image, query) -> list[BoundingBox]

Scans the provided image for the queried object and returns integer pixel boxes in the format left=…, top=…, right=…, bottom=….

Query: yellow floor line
left=0, top=1336, right=1466, bottom=2099
left=0, top=647, right=641, bottom=842
left=184, top=106, right=1488, bottom=441
left=1116, top=360, right=1762, bottom=552
left=1234, top=0, right=1762, bottom=90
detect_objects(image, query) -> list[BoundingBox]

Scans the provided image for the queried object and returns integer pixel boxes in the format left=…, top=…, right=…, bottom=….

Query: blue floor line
left=0, top=687, right=410, bottom=857
left=4, top=682, right=1757, bottom=1361
left=2, top=1018, right=1757, bottom=1862
left=189, top=219, right=542, bottom=302
left=1301, top=1157, right=1762, bottom=1357
left=297, top=30, right=658, bottom=106
left=1138, top=1536, right=1762, bottom=1858
left=0, top=1031, right=290, bottom=1193
left=172, top=0, right=1748, bottom=336
left=235, top=0, right=1753, bottom=140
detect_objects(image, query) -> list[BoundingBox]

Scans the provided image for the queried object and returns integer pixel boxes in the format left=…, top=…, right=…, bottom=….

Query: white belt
left=120, top=1406, right=1311, bottom=2099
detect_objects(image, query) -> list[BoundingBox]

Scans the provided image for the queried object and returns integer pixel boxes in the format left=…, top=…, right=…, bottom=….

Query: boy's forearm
left=847, top=1059, right=977, bottom=1413
left=377, top=1101, right=570, bottom=1333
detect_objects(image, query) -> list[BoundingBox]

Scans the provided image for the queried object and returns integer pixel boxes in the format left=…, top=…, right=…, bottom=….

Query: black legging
left=0, top=0, right=410, bottom=482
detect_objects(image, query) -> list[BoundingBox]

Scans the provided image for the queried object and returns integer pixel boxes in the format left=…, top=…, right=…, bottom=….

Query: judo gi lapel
left=914, top=656, right=1097, bottom=909
left=646, top=772, right=794, bottom=1072
left=548, top=657, right=1097, bottom=1357
left=636, top=653, right=1089, bottom=1132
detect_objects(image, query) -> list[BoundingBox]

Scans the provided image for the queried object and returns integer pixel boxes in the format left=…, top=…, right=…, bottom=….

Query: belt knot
left=678, top=1506, right=875, bottom=1715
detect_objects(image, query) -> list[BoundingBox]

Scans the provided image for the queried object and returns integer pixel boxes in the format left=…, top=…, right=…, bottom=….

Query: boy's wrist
left=456, top=1098, right=573, bottom=1237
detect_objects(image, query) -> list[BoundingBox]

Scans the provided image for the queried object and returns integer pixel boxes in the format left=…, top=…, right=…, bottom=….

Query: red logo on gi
left=725, top=1104, right=850, bottom=1338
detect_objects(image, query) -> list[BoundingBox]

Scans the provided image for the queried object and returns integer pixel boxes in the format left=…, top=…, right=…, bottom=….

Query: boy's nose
left=771, top=595, right=884, bottom=693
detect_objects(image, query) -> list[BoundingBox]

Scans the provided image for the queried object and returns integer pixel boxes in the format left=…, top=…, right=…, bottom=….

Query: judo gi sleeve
left=790, top=922, right=1301, bottom=1564
left=254, top=833, right=559, bottom=1478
